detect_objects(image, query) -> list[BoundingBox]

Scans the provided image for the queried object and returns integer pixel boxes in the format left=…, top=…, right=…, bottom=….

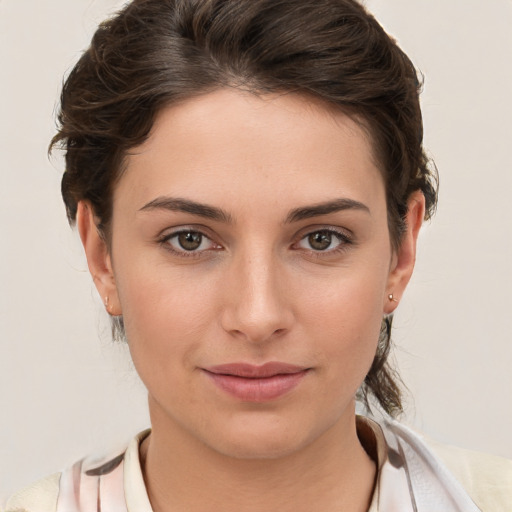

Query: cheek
left=300, top=260, right=387, bottom=329
left=297, top=263, right=387, bottom=378
left=114, top=261, right=220, bottom=371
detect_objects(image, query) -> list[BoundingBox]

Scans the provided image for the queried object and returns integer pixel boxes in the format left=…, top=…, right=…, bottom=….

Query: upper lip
left=204, top=362, right=309, bottom=378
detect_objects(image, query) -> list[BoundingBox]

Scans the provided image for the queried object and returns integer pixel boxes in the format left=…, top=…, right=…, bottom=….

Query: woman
left=5, top=0, right=511, bottom=511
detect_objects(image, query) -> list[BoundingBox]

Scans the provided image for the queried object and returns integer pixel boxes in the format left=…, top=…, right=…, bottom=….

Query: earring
left=388, top=294, right=399, bottom=303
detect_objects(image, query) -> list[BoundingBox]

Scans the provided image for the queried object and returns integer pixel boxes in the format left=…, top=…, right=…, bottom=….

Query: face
left=80, top=89, right=422, bottom=460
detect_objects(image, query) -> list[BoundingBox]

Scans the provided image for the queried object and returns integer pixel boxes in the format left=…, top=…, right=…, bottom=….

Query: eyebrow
left=139, top=196, right=369, bottom=224
left=139, top=197, right=233, bottom=223
left=285, top=198, right=370, bottom=223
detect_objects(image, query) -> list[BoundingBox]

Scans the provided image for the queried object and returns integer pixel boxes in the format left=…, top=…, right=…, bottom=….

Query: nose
left=220, top=248, right=294, bottom=344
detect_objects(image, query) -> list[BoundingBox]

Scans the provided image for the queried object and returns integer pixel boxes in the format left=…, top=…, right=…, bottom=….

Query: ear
left=384, top=190, right=425, bottom=315
left=76, top=201, right=121, bottom=316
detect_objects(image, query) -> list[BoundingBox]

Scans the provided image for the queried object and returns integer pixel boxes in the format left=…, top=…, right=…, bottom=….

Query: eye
left=296, top=229, right=350, bottom=252
left=162, top=230, right=219, bottom=254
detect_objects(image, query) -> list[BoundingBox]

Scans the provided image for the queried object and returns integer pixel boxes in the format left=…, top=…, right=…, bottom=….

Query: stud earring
left=388, top=294, right=399, bottom=303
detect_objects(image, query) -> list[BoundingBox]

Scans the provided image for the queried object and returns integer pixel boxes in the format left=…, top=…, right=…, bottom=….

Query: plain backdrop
left=1, top=0, right=511, bottom=500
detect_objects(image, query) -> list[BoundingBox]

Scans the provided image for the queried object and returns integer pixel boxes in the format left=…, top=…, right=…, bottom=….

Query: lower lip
left=204, top=370, right=309, bottom=402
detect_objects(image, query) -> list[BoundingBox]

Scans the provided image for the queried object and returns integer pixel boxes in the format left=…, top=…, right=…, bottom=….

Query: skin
left=78, top=89, right=425, bottom=512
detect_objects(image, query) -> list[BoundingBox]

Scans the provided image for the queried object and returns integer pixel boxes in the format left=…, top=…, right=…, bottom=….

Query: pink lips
left=203, top=362, right=309, bottom=402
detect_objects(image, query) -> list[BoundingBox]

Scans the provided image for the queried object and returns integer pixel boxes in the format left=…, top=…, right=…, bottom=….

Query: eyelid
left=294, top=225, right=354, bottom=242
left=155, top=223, right=215, bottom=240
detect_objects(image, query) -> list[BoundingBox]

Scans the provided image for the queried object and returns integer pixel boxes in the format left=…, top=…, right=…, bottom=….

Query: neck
left=140, top=402, right=376, bottom=512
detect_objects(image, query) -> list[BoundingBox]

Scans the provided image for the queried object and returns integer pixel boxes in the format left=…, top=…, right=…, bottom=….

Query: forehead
left=117, top=88, right=385, bottom=216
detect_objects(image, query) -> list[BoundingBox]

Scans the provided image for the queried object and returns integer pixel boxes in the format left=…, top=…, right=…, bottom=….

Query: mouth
left=202, top=362, right=311, bottom=402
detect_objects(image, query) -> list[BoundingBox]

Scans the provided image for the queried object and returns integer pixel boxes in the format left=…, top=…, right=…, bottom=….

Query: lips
left=202, top=362, right=310, bottom=402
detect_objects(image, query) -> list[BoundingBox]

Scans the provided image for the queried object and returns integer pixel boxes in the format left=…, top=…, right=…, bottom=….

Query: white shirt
left=5, top=416, right=512, bottom=511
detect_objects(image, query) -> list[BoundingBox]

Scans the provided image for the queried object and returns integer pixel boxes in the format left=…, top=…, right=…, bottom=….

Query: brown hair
left=51, top=0, right=438, bottom=416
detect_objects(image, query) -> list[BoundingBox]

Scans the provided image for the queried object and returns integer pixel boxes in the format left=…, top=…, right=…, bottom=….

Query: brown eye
left=162, top=229, right=220, bottom=257
left=177, top=231, right=203, bottom=250
left=296, top=229, right=351, bottom=254
left=308, top=231, right=333, bottom=251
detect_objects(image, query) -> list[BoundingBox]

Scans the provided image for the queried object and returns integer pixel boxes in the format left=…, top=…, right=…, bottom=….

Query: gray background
left=1, top=0, right=511, bottom=500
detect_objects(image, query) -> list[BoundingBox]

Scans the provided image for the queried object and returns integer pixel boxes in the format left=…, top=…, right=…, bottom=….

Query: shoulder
left=364, top=416, right=512, bottom=511
left=428, top=439, right=512, bottom=511
left=384, top=418, right=512, bottom=511
left=3, top=429, right=151, bottom=512
left=4, top=472, right=61, bottom=512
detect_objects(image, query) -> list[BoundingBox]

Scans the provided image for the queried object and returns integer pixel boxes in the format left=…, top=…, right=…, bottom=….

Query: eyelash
left=158, top=227, right=354, bottom=258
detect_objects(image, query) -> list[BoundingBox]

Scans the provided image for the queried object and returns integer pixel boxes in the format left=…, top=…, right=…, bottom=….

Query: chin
left=201, top=412, right=336, bottom=461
